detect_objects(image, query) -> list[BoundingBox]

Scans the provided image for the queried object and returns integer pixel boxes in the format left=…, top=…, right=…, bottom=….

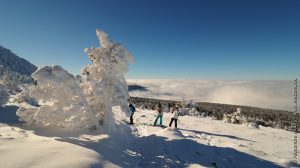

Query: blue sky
left=0, top=0, right=299, bottom=79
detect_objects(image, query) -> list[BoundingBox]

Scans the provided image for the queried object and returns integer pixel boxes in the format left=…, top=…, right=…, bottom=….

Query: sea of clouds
left=127, top=79, right=297, bottom=111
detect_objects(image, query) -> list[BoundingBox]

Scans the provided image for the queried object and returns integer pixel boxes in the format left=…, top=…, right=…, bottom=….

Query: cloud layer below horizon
left=127, top=79, right=297, bottom=111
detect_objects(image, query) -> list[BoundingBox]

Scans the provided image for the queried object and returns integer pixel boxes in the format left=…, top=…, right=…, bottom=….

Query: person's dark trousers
left=169, top=118, right=177, bottom=128
left=130, top=113, right=134, bottom=124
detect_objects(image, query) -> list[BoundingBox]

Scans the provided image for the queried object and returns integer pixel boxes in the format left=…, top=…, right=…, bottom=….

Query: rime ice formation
left=17, top=65, right=98, bottom=129
left=16, top=29, right=134, bottom=130
left=80, top=29, right=134, bottom=128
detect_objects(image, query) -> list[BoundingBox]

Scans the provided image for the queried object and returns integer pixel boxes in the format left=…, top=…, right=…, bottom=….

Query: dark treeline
left=129, top=97, right=300, bottom=132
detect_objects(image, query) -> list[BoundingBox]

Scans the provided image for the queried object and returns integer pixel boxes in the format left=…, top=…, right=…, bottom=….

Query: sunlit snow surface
left=0, top=105, right=298, bottom=168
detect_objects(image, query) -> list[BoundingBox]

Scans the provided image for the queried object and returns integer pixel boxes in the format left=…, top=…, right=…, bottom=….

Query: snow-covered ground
left=127, top=79, right=296, bottom=111
left=0, top=105, right=298, bottom=168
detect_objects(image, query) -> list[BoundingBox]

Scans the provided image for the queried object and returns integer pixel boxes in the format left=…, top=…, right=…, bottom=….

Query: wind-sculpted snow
left=17, top=65, right=98, bottom=129
left=16, top=29, right=134, bottom=130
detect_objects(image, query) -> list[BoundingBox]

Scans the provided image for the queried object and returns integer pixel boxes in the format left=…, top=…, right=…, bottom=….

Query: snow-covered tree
left=163, top=104, right=170, bottom=112
left=16, top=29, right=134, bottom=130
left=16, top=65, right=98, bottom=129
left=80, top=29, right=134, bottom=128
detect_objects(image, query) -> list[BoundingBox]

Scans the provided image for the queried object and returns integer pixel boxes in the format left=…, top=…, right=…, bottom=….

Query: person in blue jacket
left=129, top=103, right=136, bottom=125
left=154, top=103, right=163, bottom=126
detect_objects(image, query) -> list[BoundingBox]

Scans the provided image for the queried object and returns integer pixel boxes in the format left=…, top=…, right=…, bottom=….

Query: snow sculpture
left=17, top=65, right=98, bottom=129
left=80, top=29, right=134, bottom=128
left=0, top=84, right=9, bottom=106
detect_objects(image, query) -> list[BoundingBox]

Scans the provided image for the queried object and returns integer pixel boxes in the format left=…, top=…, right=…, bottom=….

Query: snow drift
left=16, top=29, right=134, bottom=129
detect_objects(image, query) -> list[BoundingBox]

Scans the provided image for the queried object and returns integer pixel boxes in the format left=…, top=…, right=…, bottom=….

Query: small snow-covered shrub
left=163, top=104, right=170, bottom=112
left=179, top=108, right=189, bottom=116
left=189, top=107, right=198, bottom=116
left=223, top=108, right=247, bottom=124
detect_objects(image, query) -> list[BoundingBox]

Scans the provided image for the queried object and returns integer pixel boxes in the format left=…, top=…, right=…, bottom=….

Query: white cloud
left=127, top=79, right=296, bottom=111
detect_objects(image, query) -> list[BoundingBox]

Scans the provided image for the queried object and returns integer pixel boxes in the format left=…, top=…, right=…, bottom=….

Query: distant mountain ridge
left=0, top=45, right=37, bottom=76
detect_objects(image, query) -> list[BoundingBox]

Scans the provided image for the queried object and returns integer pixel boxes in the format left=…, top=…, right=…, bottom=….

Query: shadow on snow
left=0, top=105, right=22, bottom=125
left=179, top=128, right=255, bottom=142
left=0, top=105, right=287, bottom=168
left=57, top=129, right=282, bottom=168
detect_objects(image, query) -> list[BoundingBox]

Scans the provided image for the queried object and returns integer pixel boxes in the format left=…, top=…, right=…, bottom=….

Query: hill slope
left=0, top=45, right=37, bottom=76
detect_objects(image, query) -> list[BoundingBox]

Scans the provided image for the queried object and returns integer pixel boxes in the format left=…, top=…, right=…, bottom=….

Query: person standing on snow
left=154, top=103, right=163, bottom=126
left=129, top=103, right=136, bottom=125
left=169, top=105, right=180, bottom=128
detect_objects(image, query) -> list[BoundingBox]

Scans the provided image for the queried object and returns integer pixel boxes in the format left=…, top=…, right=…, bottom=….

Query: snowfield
left=0, top=105, right=298, bottom=168
left=0, top=29, right=298, bottom=167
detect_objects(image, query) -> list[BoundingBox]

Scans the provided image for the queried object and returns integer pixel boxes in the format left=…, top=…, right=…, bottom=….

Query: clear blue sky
left=0, top=0, right=299, bottom=79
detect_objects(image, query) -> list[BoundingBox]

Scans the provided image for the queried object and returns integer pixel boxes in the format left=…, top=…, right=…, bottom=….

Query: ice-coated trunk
left=102, top=78, right=114, bottom=129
